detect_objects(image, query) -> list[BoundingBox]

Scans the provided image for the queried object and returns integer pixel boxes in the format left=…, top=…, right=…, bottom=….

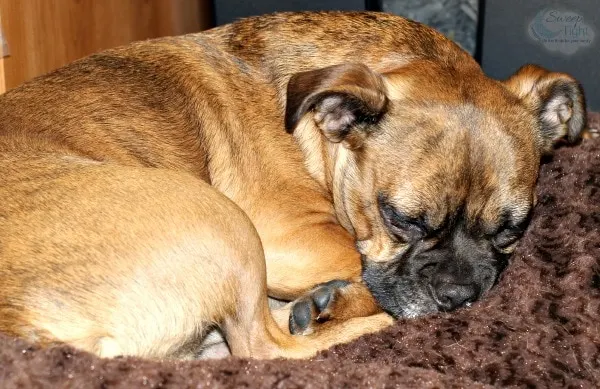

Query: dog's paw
left=288, top=280, right=350, bottom=335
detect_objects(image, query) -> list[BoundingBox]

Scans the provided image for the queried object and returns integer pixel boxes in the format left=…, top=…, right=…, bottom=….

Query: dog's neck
left=291, top=116, right=356, bottom=235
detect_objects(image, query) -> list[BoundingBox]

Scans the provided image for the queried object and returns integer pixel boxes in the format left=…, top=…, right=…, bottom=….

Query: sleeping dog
left=0, top=11, right=585, bottom=359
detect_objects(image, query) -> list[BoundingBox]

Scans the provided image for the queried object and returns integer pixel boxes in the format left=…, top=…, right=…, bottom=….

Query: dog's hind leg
left=219, top=222, right=393, bottom=359
left=224, top=278, right=393, bottom=359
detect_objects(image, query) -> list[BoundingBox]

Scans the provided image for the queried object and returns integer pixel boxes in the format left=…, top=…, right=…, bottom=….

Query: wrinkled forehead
left=370, top=103, right=538, bottom=229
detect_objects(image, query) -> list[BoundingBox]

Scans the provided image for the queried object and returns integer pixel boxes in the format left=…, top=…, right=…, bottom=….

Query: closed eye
left=378, top=194, right=427, bottom=242
left=492, top=229, right=522, bottom=254
left=491, top=207, right=532, bottom=254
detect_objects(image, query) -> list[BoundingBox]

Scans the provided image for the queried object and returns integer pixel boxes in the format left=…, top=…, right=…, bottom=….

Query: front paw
left=289, top=280, right=350, bottom=335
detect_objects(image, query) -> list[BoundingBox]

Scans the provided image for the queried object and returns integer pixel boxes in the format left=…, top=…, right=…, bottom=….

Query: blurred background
left=0, top=0, right=597, bottom=109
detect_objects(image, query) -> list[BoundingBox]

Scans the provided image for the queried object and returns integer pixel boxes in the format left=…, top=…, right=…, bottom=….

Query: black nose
left=433, top=282, right=478, bottom=311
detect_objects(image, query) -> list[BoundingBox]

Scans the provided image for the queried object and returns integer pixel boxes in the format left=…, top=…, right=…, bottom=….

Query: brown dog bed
left=1, top=113, right=599, bottom=388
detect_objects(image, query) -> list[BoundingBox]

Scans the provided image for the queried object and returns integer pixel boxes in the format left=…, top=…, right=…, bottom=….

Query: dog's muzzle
left=361, top=253, right=500, bottom=318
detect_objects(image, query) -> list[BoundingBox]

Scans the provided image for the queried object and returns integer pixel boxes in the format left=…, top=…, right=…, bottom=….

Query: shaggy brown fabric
left=1, top=114, right=599, bottom=389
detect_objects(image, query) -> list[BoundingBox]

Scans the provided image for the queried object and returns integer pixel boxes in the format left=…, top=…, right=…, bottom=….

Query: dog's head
left=285, top=61, right=586, bottom=318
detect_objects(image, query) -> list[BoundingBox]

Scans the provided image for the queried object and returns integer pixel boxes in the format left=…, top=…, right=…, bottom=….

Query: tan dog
left=0, top=11, right=586, bottom=359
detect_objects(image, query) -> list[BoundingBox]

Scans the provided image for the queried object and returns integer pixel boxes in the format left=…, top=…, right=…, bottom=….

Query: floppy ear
left=284, top=63, right=388, bottom=149
left=504, top=64, right=586, bottom=153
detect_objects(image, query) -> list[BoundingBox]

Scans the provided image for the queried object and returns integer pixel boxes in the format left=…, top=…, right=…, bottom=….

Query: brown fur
left=0, top=11, right=586, bottom=359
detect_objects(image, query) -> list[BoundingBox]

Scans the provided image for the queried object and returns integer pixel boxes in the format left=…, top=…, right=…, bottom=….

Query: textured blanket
left=1, top=113, right=599, bottom=388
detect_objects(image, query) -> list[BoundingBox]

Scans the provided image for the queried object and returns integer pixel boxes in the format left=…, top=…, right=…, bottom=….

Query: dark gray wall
left=480, top=0, right=599, bottom=110
left=214, top=0, right=369, bottom=26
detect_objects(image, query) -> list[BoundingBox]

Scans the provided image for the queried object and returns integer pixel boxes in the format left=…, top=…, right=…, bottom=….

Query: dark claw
left=289, top=298, right=312, bottom=334
left=312, top=287, right=333, bottom=312
left=314, top=280, right=349, bottom=313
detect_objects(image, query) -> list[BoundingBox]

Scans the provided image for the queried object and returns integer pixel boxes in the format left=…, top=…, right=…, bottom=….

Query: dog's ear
left=504, top=64, right=586, bottom=154
left=285, top=63, right=388, bottom=149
